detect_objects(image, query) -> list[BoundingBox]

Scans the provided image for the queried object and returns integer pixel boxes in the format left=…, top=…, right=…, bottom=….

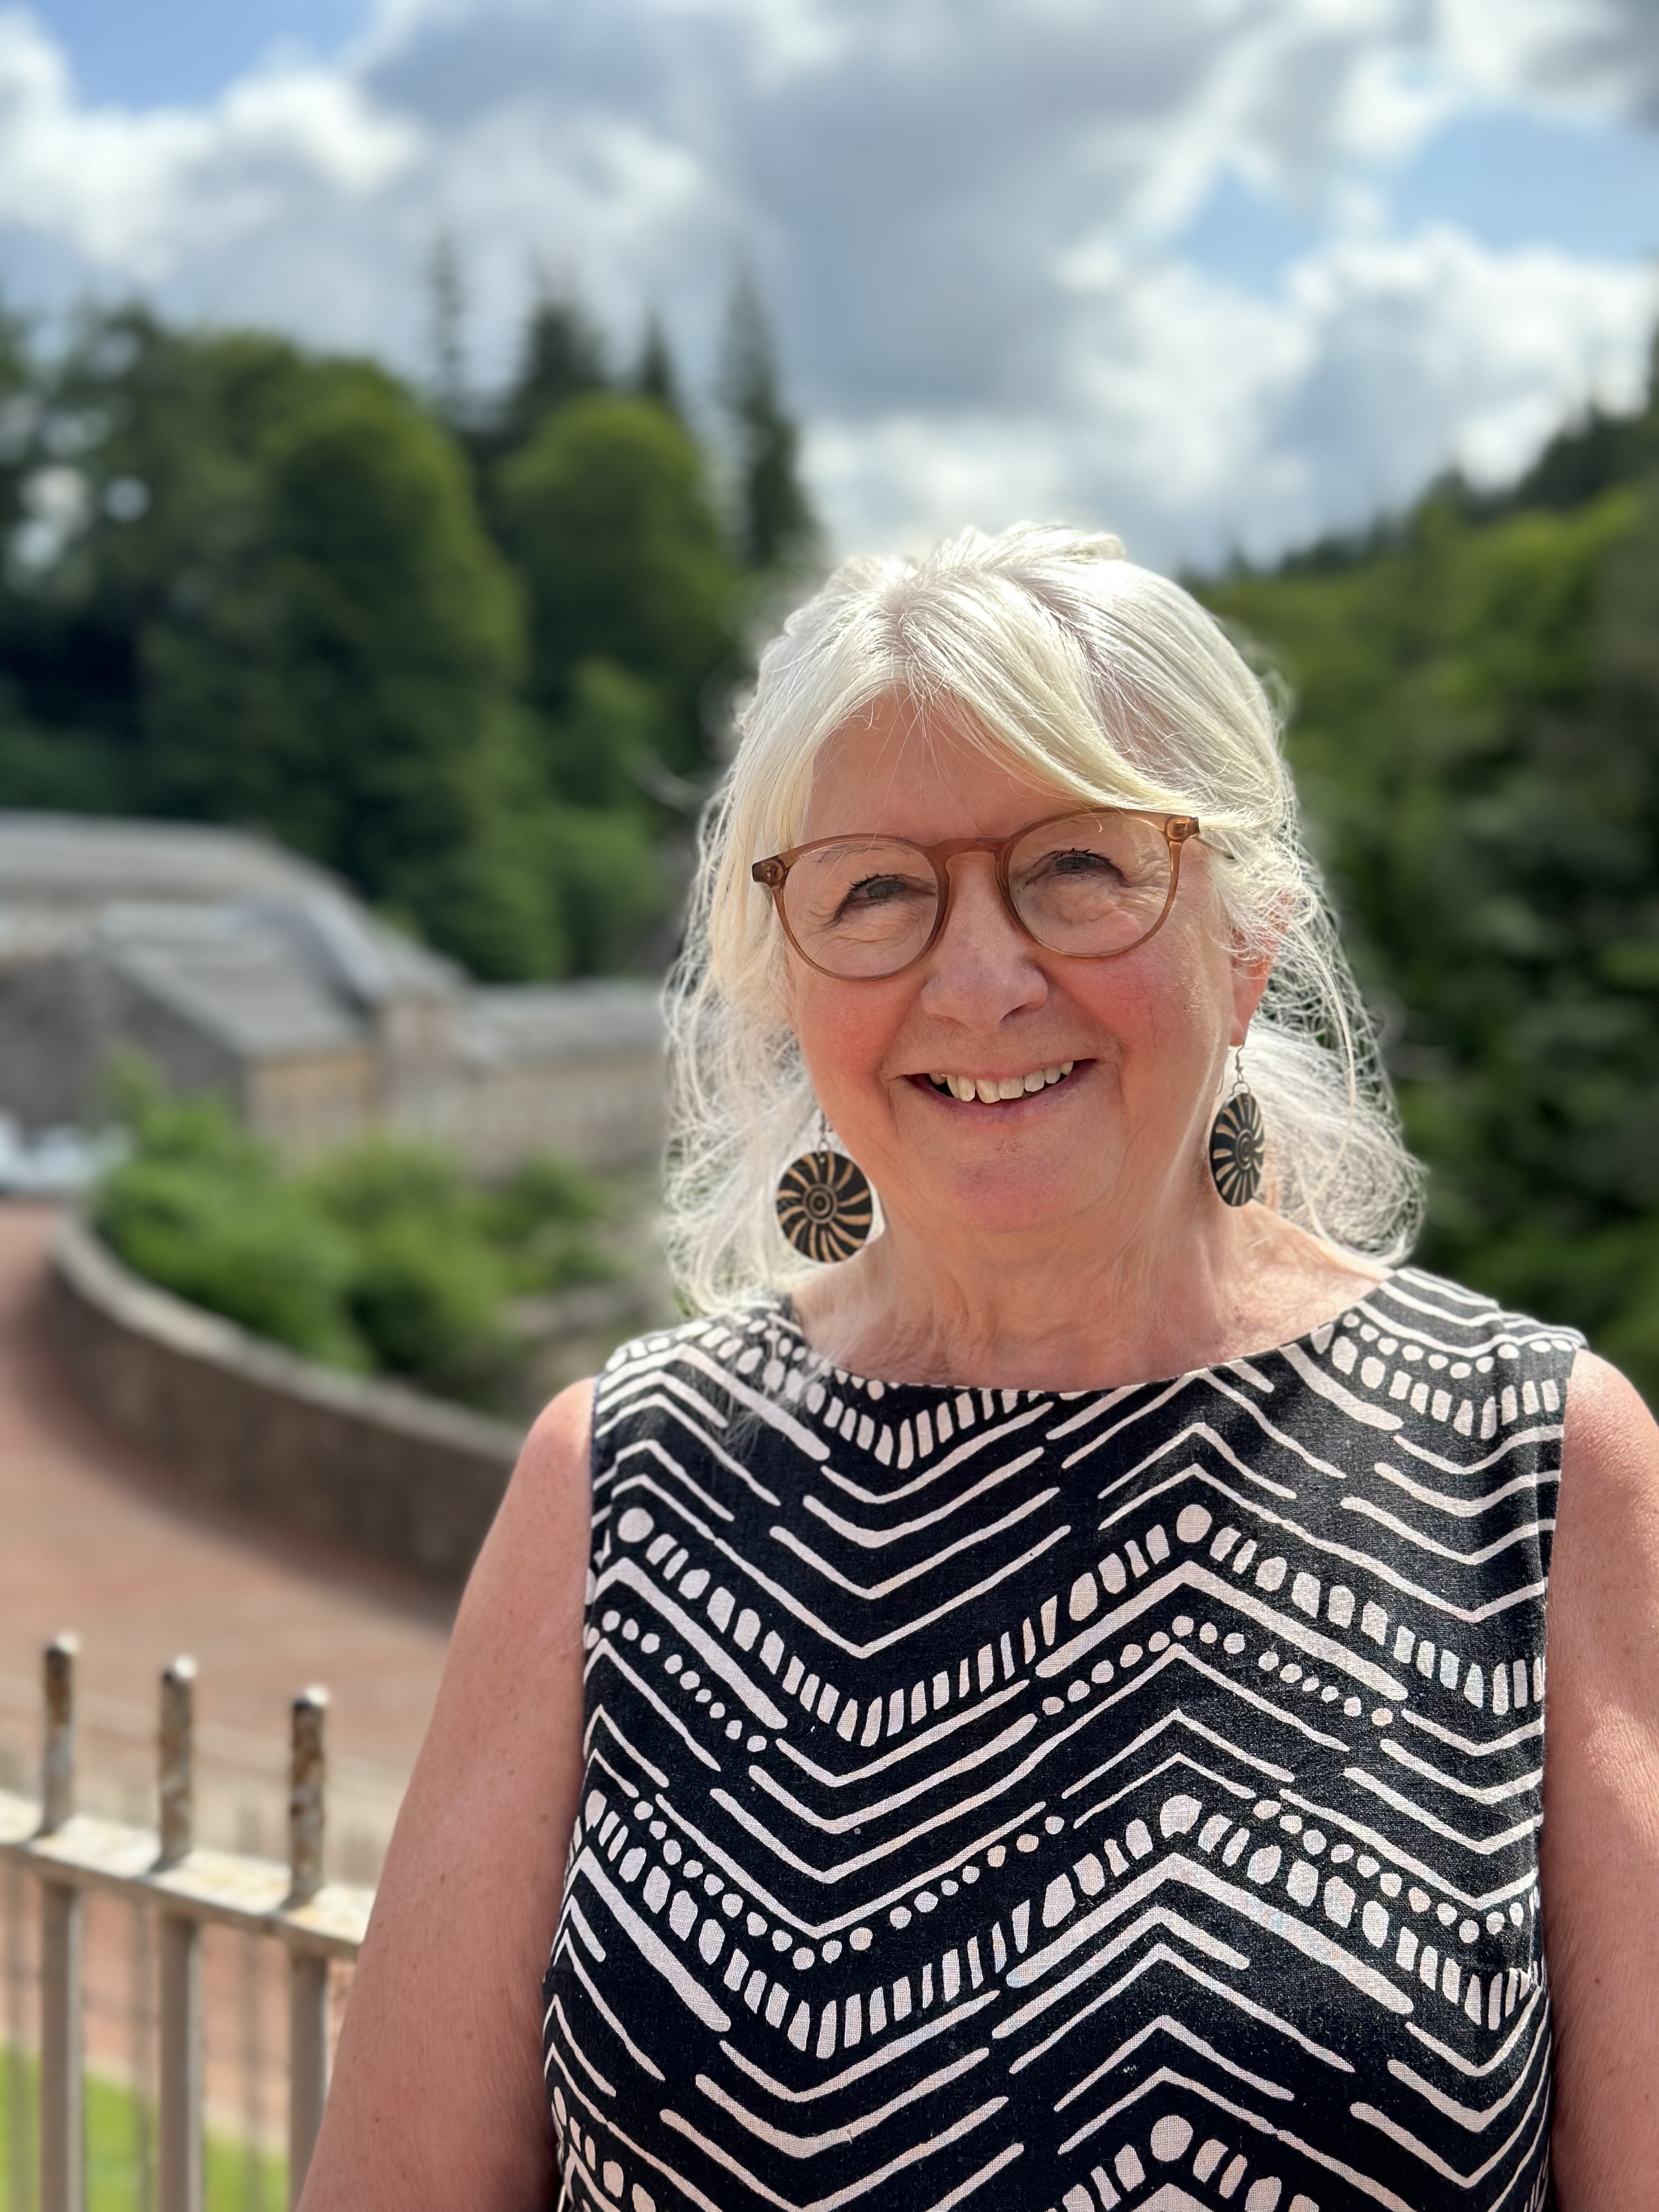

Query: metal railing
left=1, top=1636, right=374, bottom=2212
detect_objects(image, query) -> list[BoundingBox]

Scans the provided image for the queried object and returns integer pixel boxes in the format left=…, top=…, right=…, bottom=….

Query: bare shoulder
left=1543, top=1348, right=1659, bottom=2209
left=297, top=1380, right=595, bottom=2211
left=458, top=1377, right=595, bottom=1643
left=1552, top=1348, right=1659, bottom=1629
left=1561, top=1346, right=1659, bottom=1482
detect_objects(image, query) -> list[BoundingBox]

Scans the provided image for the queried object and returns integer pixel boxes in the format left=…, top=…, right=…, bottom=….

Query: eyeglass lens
left=779, top=813, right=1176, bottom=979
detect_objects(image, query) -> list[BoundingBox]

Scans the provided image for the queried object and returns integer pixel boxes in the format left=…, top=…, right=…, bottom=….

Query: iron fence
left=1, top=1638, right=373, bottom=2212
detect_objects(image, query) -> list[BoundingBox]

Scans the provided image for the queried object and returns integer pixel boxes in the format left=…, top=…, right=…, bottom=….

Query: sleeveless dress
left=543, top=1267, right=1579, bottom=2212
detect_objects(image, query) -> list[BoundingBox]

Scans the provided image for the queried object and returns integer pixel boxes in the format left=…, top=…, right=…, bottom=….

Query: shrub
left=93, top=1082, right=365, bottom=1367
left=93, top=1075, right=618, bottom=1406
left=341, top=1217, right=511, bottom=1397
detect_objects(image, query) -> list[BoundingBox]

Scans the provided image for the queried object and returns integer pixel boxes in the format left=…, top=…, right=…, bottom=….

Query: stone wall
left=49, top=1213, right=526, bottom=1584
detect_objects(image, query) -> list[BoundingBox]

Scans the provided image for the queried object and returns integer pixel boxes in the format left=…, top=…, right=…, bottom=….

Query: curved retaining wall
left=48, top=1213, right=526, bottom=1583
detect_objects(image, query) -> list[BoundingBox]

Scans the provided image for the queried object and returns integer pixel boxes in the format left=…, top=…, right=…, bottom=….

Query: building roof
left=0, top=809, right=460, bottom=1005
left=95, top=905, right=369, bottom=1059
left=0, top=811, right=665, bottom=1078
left=0, top=811, right=337, bottom=910
left=458, top=980, right=664, bottom=1068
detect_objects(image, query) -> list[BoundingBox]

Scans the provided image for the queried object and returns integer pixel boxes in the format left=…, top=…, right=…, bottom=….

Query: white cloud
left=0, top=0, right=1654, bottom=567
left=1434, top=0, right=1659, bottom=121
left=810, top=229, right=1657, bottom=566
left=0, top=8, right=416, bottom=278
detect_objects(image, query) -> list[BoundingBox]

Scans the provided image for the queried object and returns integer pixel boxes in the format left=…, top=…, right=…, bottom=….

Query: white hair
left=664, top=521, right=1421, bottom=1311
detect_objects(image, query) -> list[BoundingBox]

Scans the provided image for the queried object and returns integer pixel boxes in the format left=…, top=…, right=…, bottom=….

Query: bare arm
left=1542, top=1351, right=1659, bottom=2206
left=298, top=1380, right=592, bottom=2211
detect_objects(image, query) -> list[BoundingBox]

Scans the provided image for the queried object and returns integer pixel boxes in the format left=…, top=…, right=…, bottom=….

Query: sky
left=2, top=0, right=1657, bottom=571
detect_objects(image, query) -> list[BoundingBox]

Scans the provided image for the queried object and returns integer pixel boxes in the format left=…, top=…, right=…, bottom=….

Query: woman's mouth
left=923, top=1060, right=1076, bottom=1104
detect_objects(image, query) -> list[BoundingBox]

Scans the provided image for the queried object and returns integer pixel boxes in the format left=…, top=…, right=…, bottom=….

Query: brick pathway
left=0, top=1201, right=476, bottom=2152
left=0, top=1201, right=460, bottom=1859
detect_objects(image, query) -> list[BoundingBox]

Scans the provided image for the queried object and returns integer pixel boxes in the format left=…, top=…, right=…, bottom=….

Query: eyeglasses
left=752, top=809, right=1200, bottom=981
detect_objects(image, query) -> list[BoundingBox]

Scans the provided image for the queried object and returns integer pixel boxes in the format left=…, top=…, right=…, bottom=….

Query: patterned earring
left=1209, top=1049, right=1266, bottom=1207
left=775, top=1115, right=874, bottom=1262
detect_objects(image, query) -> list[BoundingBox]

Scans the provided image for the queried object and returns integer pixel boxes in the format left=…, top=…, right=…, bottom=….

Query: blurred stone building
left=0, top=812, right=664, bottom=1172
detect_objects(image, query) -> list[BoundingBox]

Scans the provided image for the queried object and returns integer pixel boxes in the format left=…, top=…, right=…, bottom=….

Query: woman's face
left=782, top=693, right=1269, bottom=1250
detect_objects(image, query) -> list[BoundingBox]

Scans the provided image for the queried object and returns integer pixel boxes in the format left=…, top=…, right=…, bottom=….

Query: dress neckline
left=771, top=1266, right=1405, bottom=1400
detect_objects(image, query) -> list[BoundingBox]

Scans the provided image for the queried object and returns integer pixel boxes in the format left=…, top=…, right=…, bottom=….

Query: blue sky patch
left=1390, top=107, right=1659, bottom=262
left=33, top=0, right=370, bottom=106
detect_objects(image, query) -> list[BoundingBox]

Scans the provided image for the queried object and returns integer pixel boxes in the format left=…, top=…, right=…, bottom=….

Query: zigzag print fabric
left=544, top=1268, right=1579, bottom=2212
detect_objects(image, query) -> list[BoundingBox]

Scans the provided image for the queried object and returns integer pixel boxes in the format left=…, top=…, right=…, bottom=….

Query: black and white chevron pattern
left=543, top=1268, right=1577, bottom=2212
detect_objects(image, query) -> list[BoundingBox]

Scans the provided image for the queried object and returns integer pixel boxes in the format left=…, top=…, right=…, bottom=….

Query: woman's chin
left=887, top=1166, right=1110, bottom=1244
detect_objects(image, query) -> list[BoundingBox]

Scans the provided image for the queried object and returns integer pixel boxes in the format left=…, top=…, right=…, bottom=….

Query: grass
left=1, top=2049, right=286, bottom=2210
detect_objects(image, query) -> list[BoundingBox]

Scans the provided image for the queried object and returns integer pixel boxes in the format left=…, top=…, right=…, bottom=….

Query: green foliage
left=484, top=1147, right=619, bottom=1294
left=303, top=1132, right=475, bottom=1232
left=542, top=657, right=662, bottom=809
left=540, top=803, right=675, bottom=976
left=0, top=681, right=131, bottom=810
left=719, top=272, right=821, bottom=576
left=143, top=363, right=529, bottom=913
left=427, top=230, right=469, bottom=427
left=494, top=391, right=737, bottom=769
left=634, top=312, right=682, bottom=416
left=93, top=1080, right=364, bottom=1368
left=0, top=278, right=817, bottom=980
left=94, top=1073, right=613, bottom=1404
left=1203, top=391, right=1659, bottom=1400
left=493, top=281, right=610, bottom=454
left=342, top=1217, right=510, bottom=1397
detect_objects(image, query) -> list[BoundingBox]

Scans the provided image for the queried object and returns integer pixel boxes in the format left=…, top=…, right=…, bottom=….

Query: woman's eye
left=840, top=874, right=917, bottom=909
left=1040, top=848, right=1119, bottom=879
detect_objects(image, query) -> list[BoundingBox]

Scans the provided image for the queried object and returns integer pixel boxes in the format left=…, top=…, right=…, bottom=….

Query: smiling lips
left=926, top=1060, right=1076, bottom=1104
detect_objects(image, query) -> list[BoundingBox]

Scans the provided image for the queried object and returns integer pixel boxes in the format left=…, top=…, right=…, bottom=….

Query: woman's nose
left=918, top=854, right=1048, bottom=1019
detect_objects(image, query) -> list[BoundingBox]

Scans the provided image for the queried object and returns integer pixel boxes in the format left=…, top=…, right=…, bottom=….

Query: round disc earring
left=776, top=1117, right=874, bottom=1262
left=1208, top=1049, right=1266, bottom=1207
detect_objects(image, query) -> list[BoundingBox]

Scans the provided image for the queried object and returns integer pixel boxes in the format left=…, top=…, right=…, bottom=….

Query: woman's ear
left=1228, top=943, right=1274, bottom=1046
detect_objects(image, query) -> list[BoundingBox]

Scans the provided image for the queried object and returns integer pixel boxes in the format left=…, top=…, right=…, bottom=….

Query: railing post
left=37, top=1635, right=82, bottom=2212
left=286, top=1688, right=329, bottom=2209
left=157, top=1658, right=202, bottom=2212
left=5, top=1859, right=35, bottom=2212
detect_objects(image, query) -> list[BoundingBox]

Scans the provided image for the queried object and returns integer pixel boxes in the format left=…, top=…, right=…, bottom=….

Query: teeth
left=930, top=1062, right=1078, bottom=1102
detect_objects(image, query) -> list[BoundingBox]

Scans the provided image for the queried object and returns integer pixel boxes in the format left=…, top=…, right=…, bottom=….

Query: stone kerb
left=48, top=1212, right=524, bottom=1582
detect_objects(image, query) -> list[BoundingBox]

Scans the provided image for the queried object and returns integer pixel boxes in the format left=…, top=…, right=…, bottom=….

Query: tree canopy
left=0, top=274, right=819, bottom=979
left=1203, top=370, right=1659, bottom=1397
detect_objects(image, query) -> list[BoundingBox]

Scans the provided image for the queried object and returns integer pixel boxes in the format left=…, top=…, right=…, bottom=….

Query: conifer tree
left=718, top=272, right=819, bottom=574
left=498, top=269, right=609, bottom=452
left=634, top=312, right=681, bottom=417
left=427, top=232, right=468, bottom=428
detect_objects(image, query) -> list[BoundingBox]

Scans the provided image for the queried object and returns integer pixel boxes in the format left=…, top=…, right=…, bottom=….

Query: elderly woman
left=303, top=527, right=1659, bottom=2212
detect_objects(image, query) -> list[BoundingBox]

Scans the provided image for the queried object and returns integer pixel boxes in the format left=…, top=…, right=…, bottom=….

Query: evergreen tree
left=718, top=272, right=820, bottom=574
left=633, top=312, right=681, bottom=416
left=496, top=270, right=609, bottom=452
left=426, top=232, right=469, bottom=428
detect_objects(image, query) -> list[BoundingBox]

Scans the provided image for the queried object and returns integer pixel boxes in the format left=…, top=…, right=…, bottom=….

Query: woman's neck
left=788, top=1195, right=1384, bottom=1393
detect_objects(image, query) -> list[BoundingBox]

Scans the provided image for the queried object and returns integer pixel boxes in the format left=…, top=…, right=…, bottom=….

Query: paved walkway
left=0, top=1204, right=496, bottom=2154
left=0, top=1202, right=458, bottom=1869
